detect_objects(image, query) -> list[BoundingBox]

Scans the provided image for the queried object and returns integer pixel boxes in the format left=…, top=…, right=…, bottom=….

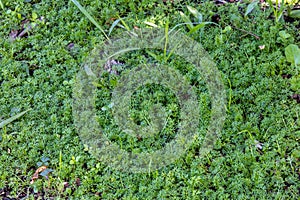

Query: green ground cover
left=0, top=0, right=299, bottom=199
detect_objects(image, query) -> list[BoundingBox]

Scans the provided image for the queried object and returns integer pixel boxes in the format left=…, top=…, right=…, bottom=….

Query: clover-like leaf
left=289, top=10, right=300, bottom=19
left=279, top=30, right=291, bottom=39
left=285, top=44, right=300, bottom=66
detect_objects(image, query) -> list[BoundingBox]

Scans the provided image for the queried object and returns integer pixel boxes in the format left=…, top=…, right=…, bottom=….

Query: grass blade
left=0, top=0, right=4, bottom=10
left=71, top=0, right=109, bottom=40
left=0, top=109, right=32, bottom=128
left=108, top=18, right=121, bottom=36
left=188, top=22, right=207, bottom=34
left=164, top=20, right=169, bottom=60
left=179, top=11, right=194, bottom=31
left=144, top=21, right=158, bottom=28
left=187, top=5, right=202, bottom=22
left=245, top=0, right=259, bottom=17
left=117, top=15, right=130, bottom=31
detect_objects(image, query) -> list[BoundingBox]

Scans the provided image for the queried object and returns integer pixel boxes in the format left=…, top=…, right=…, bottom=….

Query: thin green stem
left=164, top=19, right=169, bottom=61
left=71, top=0, right=110, bottom=41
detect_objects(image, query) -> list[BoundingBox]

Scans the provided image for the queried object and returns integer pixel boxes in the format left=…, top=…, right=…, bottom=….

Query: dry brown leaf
left=30, top=166, right=47, bottom=184
left=9, top=17, right=45, bottom=41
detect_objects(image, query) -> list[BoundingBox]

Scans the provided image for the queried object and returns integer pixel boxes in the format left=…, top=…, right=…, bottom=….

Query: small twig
left=9, top=17, right=45, bottom=41
left=225, top=22, right=260, bottom=40
left=235, top=26, right=260, bottom=40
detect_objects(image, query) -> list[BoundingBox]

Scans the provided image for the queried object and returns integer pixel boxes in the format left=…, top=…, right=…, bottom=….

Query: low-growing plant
left=266, top=0, right=286, bottom=23
left=71, top=0, right=110, bottom=40
left=285, top=0, right=300, bottom=19
left=285, top=44, right=300, bottom=91
left=178, top=5, right=219, bottom=35
left=1, top=0, right=300, bottom=199
left=266, top=0, right=300, bottom=23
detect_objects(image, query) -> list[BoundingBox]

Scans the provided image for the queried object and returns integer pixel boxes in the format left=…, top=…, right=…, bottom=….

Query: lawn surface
left=0, top=0, right=299, bottom=199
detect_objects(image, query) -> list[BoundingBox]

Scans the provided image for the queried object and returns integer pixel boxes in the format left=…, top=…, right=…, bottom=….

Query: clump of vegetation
left=0, top=0, right=299, bottom=199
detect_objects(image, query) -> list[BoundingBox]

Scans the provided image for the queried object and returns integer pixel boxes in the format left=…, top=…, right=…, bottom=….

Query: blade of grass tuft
left=244, top=0, right=259, bottom=17
left=187, top=5, right=202, bottom=22
left=0, top=109, right=32, bottom=128
left=108, top=18, right=121, bottom=36
left=71, top=0, right=110, bottom=40
left=144, top=21, right=158, bottom=28
left=117, top=15, right=130, bottom=31
left=179, top=11, right=194, bottom=31
left=0, top=0, right=4, bottom=10
left=188, top=22, right=210, bottom=34
left=164, top=19, right=169, bottom=61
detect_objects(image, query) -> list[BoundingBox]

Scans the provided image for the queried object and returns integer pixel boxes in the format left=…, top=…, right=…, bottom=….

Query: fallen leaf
left=75, top=178, right=81, bottom=186
left=281, top=74, right=292, bottom=79
left=259, top=45, right=265, bottom=50
left=104, top=59, right=123, bottom=75
left=30, top=166, right=47, bottom=184
left=291, top=94, right=300, bottom=103
left=254, top=140, right=263, bottom=150
left=9, top=30, right=19, bottom=40
left=144, top=21, right=158, bottom=27
left=67, top=43, right=75, bottom=50
left=63, top=182, right=69, bottom=188
left=9, top=17, right=45, bottom=41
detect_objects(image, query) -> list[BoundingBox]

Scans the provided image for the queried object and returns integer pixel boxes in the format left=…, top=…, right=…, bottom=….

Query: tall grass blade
left=187, top=5, right=202, bottom=22
left=179, top=11, right=194, bottom=31
left=144, top=21, right=158, bottom=28
left=0, top=0, right=4, bottom=10
left=188, top=22, right=209, bottom=34
left=164, top=20, right=169, bottom=60
left=245, top=0, right=259, bottom=17
left=108, top=19, right=121, bottom=36
left=71, top=0, right=109, bottom=40
left=0, top=109, right=32, bottom=128
left=117, top=15, right=130, bottom=31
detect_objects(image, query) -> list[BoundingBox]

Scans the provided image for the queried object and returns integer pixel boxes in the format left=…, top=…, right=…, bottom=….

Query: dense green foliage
left=0, top=0, right=299, bottom=199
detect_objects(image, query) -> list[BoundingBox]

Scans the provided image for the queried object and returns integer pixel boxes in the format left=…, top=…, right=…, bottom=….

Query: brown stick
left=225, top=22, right=260, bottom=40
